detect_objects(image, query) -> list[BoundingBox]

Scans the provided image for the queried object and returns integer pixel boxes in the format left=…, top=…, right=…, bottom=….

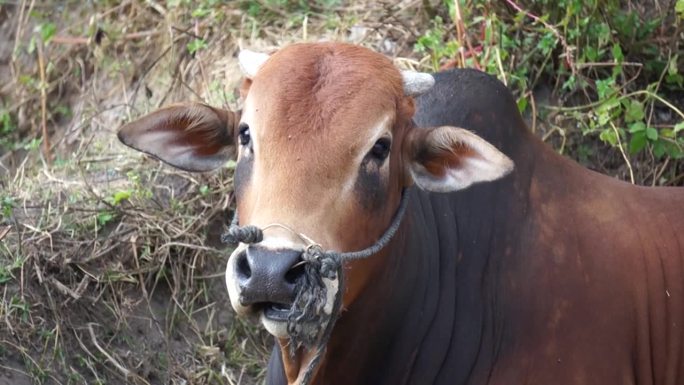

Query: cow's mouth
left=259, top=303, right=292, bottom=339
left=261, top=302, right=291, bottom=322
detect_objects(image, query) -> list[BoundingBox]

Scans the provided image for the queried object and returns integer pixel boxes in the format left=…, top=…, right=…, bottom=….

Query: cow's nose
left=234, top=245, right=305, bottom=307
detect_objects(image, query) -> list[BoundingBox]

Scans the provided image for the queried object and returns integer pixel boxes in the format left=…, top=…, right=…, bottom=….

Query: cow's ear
left=404, top=126, right=513, bottom=192
left=118, top=103, right=238, bottom=172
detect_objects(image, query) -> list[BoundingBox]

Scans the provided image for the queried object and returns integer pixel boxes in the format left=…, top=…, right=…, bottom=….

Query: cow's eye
left=370, top=137, right=391, bottom=161
left=238, top=123, right=251, bottom=146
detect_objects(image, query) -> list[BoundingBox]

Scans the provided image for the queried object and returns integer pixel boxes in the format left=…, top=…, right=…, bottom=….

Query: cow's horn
left=401, top=70, right=435, bottom=97
left=238, top=50, right=270, bottom=79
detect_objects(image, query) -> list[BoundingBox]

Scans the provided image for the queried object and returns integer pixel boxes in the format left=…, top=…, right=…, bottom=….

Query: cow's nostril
left=284, top=259, right=305, bottom=285
left=237, top=246, right=304, bottom=307
left=236, top=251, right=251, bottom=280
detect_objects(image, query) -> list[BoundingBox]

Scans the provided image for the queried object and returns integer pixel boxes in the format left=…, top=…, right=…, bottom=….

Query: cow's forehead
left=245, top=43, right=404, bottom=140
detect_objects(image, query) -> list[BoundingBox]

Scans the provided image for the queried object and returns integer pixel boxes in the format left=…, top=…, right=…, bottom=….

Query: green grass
left=414, top=0, right=682, bottom=184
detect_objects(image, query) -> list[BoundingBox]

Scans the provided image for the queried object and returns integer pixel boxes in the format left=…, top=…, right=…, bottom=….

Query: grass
left=0, top=0, right=682, bottom=384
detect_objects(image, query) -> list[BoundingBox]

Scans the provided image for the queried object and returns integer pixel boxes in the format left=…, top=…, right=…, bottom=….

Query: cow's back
left=414, top=69, right=684, bottom=385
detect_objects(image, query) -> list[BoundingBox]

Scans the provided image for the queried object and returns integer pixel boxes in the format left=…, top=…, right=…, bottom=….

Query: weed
left=414, top=0, right=683, bottom=183
left=1, top=195, right=14, bottom=220
left=9, top=296, right=31, bottom=323
left=414, top=16, right=458, bottom=71
left=0, top=256, right=24, bottom=284
left=187, top=38, right=208, bottom=55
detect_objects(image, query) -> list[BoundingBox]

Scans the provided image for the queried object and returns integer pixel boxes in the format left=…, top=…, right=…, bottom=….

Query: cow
left=118, top=42, right=684, bottom=385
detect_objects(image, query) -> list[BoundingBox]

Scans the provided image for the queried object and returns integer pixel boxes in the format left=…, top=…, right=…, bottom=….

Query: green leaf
left=537, top=32, right=557, bottom=55
left=596, top=97, right=620, bottom=126
left=661, top=128, right=675, bottom=138
left=111, top=190, right=131, bottom=205
left=624, top=100, right=645, bottom=123
left=676, top=0, right=684, bottom=18
left=187, top=39, right=207, bottom=54
left=628, top=121, right=646, bottom=133
left=612, top=44, right=624, bottom=62
left=97, top=212, right=114, bottom=226
left=1, top=195, right=15, bottom=218
left=668, top=54, right=680, bottom=76
left=0, top=110, right=13, bottom=134
left=517, top=97, right=528, bottom=114
left=562, top=75, right=577, bottom=90
left=662, top=140, right=683, bottom=159
left=599, top=128, right=618, bottom=146
left=675, top=122, right=684, bottom=133
left=39, top=22, right=57, bottom=44
left=0, top=269, right=12, bottom=284
left=596, top=78, right=617, bottom=99
left=646, top=126, right=658, bottom=141
left=191, top=8, right=210, bottom=18
left=27, top=36, right=37, bottom=54
left=23, top=138, right=42, bottom=151
left=629, top=131, right=647, bottom=154
left=653, top=140, right=665, bottom=158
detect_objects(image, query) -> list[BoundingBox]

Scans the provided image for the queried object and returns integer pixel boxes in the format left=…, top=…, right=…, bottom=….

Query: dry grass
left=0, top=0, right=681, bottom=384
left=0, top=1, right=434, bottom=384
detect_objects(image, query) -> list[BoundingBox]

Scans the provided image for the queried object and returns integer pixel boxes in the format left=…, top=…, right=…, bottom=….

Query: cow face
left=118, top=43, right=512, bottom=342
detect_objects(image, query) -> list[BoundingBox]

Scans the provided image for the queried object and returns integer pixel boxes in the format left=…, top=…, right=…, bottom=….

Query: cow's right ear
left=117, top=103, right=239, bottom=172
left=404, top=126, right=513, bottom=192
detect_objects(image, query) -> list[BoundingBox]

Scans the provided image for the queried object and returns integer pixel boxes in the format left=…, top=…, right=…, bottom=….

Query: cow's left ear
left=118, top=103, right=239, bottom=172
left=404, top=126, right=514, bottom=192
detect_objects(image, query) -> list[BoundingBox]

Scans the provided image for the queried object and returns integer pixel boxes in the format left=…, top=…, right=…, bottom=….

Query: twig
left=495, top=46, right=507, bottom=85
left=453, top=0, right=480, bottom=69
left=576, top=61, right=643, bottom=69
left=194, top=21, right=211, bottom=101
left=529, top=91, right=537, bottom=133
left=0, top=225, right=10, bottom=241
left=11, top=0, right=34, bottom=78
left=36, top=38, right=51, bottom=164
left=545, top=90, right=684, bottom=119
left=652, top=157, right=670, bottom=186
left=49, top=277, right=82, bottom=300
left=542, top=125, right=567, bottom=154
left=51, top=30, right=162, bottom=45
left=609, top=121, right=635, bottom=184
left=87, top=323, right=151, bottom=385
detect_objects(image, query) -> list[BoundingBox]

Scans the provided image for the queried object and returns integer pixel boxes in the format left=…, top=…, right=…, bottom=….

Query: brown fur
left=237, top=43, right=416, bottom=383
left=237, top=43, right=413, bottom=251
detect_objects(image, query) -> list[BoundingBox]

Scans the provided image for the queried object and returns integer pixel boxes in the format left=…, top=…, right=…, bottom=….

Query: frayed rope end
left=221, top=225, right=264, bottom=245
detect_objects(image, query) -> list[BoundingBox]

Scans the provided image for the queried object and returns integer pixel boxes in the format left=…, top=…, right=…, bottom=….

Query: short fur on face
left=236, top=43, right=412, bottom=252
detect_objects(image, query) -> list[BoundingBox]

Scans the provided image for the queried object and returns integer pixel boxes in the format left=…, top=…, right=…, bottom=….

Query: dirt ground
left=0, top=2, right=434, bottom=384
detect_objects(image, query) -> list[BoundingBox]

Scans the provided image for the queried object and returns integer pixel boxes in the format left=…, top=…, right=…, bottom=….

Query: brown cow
left=118, top=42, right=684, bottom=385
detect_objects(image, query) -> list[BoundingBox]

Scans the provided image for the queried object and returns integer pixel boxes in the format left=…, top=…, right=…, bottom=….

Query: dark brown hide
left=266, top=69, right=684, bottom=385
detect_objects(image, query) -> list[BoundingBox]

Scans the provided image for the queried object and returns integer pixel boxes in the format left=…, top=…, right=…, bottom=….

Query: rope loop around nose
left=220, top=224, right=263, bottom=245
left=222, top=188, right=410, bottom=385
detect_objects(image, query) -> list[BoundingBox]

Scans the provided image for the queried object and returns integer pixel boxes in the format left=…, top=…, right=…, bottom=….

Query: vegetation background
left=0, top=0, right=682, bottom=384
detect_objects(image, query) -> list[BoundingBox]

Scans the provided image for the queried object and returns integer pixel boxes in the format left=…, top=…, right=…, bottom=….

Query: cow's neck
left=309, top=137, right=538, bottom=385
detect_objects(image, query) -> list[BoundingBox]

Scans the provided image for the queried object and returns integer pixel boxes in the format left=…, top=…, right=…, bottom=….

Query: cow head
left=118, top=42, right=513, bottom=382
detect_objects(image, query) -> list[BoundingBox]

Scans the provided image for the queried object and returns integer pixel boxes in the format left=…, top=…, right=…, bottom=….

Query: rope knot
left=220, top=225, right=263, bottom=245
left=303, top=245, right=341, bottom=280
left=223, top=189, right=410, bottom=385
left=285, top=245, right=342, bottom=354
